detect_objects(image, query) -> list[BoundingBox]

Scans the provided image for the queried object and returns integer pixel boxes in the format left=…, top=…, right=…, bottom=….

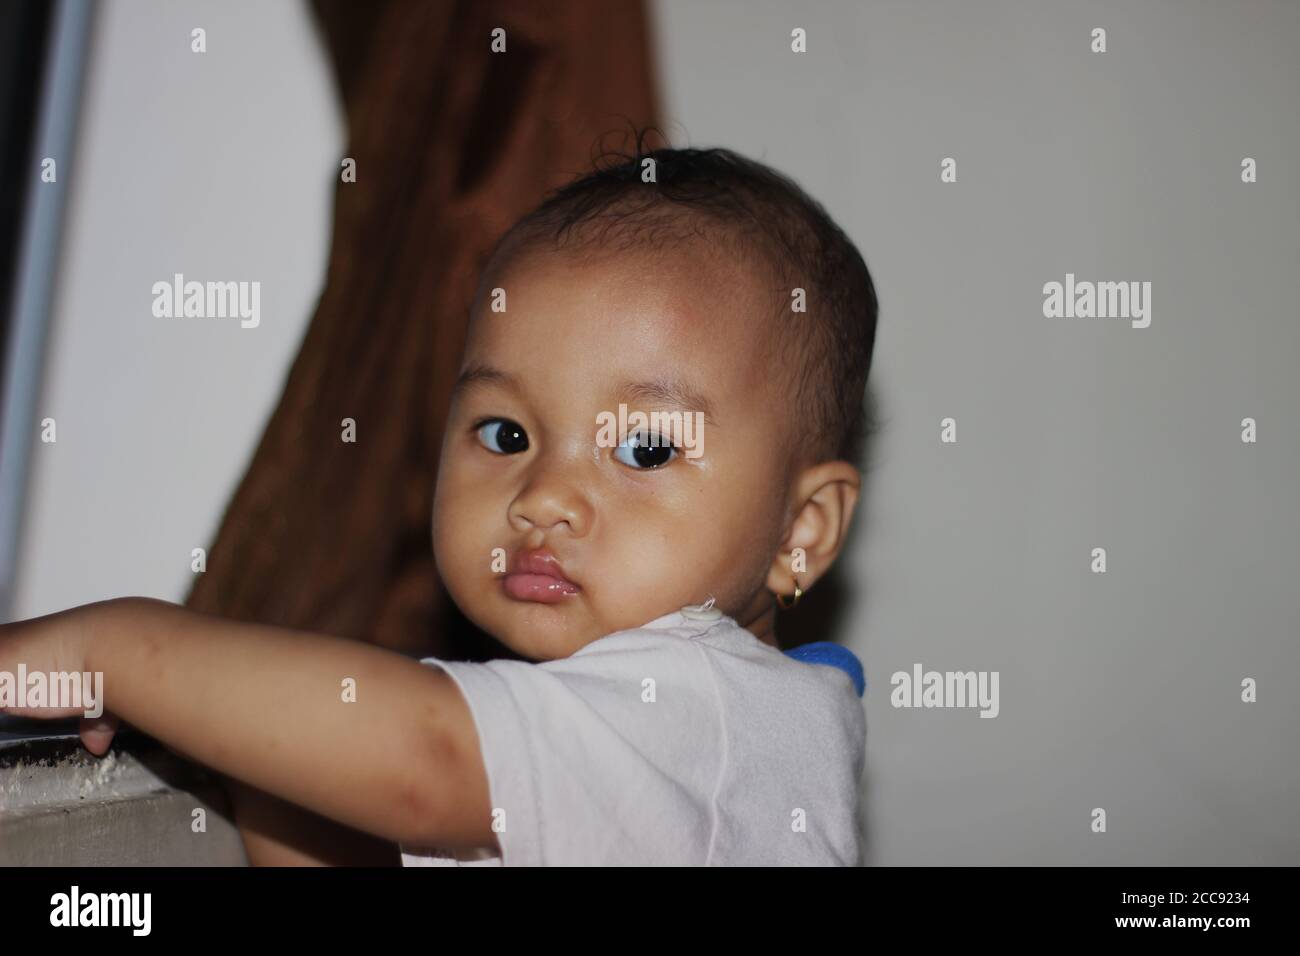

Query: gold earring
left=776, top=583, right=803, bottom=609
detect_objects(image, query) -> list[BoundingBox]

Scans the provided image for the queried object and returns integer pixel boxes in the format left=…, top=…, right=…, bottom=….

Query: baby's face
left=433, top=242, right=794, bottom=660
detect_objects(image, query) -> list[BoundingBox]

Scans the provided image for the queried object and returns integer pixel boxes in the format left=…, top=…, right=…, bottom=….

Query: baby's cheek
left=621, top=528, right=706, bottom=605
left=694, top=514, right=769, bottom=592
left=432, top=498, right=487, bottom=587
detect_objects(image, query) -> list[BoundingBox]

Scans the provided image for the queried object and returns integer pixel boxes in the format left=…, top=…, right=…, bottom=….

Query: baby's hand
left=0, top=600, right=122, bottom=755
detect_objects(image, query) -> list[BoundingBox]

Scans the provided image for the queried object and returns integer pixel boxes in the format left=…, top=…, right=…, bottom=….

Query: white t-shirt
left=399, top=607, right=865, bottom=866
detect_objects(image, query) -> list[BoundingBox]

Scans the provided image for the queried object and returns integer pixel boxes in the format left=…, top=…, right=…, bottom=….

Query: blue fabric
left=783, top=642, right=865, bottom=697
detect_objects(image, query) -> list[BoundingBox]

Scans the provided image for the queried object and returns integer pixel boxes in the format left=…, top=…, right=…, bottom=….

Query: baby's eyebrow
left=617, top=377, right=718, bottom=428
left=452, top=362, right=517, bottom=398
left=452, top=363, right=718, bottom=428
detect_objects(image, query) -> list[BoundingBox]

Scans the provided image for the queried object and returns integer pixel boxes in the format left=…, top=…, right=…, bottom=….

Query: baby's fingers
left=79, top=712, right=121, bottom=756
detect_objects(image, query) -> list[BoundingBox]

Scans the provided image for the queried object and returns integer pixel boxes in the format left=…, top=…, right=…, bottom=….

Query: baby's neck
left=739, top=606, right=780, bottom=649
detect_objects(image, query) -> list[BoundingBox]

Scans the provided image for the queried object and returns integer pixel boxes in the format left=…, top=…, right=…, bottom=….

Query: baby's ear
left=767, top=461, right=861, bottom=593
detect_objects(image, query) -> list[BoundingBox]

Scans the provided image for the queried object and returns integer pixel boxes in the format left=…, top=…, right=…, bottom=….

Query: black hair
left=475, top=130, right=879, bottom=469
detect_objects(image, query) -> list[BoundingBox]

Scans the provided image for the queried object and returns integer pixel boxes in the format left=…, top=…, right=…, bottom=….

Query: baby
left=0, top=145, right=879, bottom=866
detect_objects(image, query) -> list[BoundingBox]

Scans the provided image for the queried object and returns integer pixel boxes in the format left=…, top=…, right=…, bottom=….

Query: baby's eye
left=613, top=430, right=678, bottom=470
left=474, top=418, right=529, bottom=455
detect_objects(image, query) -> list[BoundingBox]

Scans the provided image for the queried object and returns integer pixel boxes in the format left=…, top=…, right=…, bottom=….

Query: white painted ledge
left=0, top=734, right=248, bottom=865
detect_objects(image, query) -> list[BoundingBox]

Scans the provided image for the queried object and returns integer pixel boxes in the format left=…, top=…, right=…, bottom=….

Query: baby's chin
left=460, top=574, right=702, bottom=658
left=472, top=590, right=602, bottom=661
left=467, top=585, right=671, bottom=661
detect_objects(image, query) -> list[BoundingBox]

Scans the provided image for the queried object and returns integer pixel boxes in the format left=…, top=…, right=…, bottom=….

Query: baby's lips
left=508, top=548, right=580, bottom=588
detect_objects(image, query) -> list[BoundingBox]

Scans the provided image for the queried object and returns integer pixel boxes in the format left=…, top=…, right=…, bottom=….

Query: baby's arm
left=222, top=779, right=403, bottom=865
left=0, top=597, right=494, bottom=852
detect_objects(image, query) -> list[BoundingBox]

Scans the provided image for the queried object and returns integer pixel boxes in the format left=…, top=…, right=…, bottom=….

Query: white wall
left=651, top=0, right=1300, bottom=864
left=14, top=0, right=343, bottom=616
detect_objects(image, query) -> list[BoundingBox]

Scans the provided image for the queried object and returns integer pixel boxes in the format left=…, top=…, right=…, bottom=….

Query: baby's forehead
left=481, top=239, right=782, bottom=336
left=464, top=243, right=790, bottom=416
